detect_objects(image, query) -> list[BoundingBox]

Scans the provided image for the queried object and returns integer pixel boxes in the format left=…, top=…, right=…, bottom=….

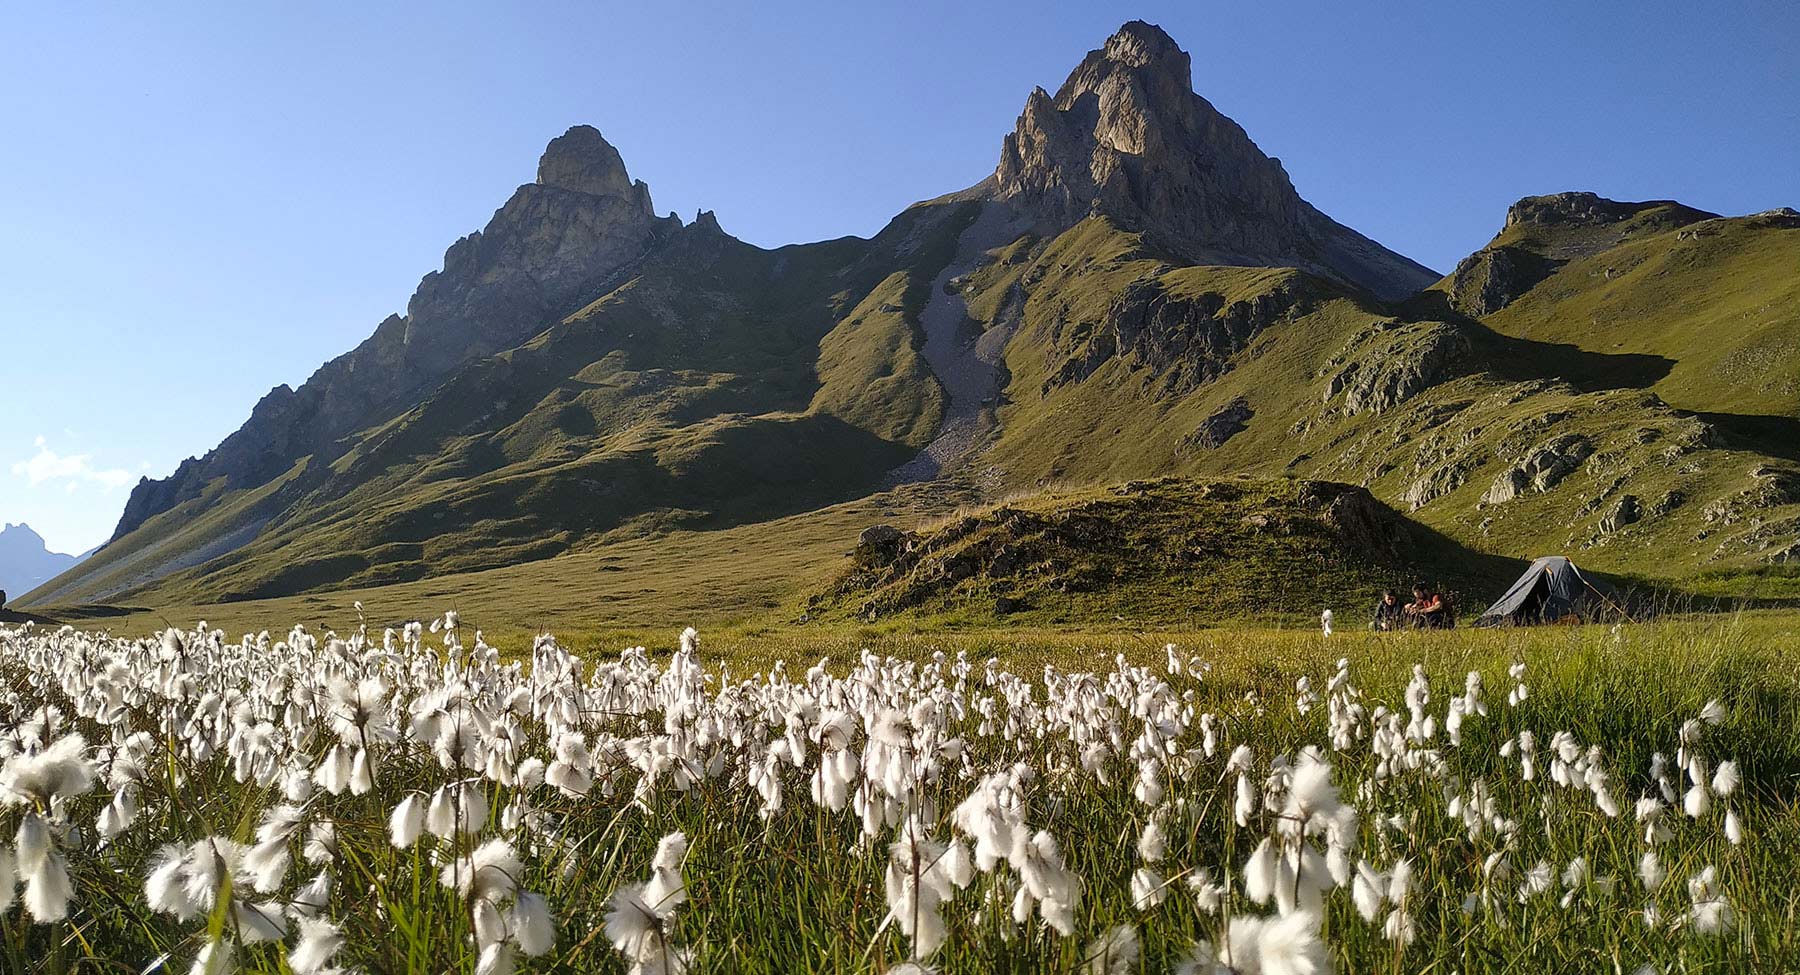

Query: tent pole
left=1578, top=573, right=1637, bottom=624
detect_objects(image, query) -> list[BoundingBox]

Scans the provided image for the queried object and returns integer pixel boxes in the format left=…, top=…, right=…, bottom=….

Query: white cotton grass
left=605, top=831, right=690, bottom=973
left=1203, top=911, right=1332, bottom=975
left=0, top=613, right=1772, bottom=971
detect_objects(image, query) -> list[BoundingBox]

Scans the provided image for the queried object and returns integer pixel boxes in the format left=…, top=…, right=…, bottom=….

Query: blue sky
left=2, top=1, right=1795, bottom=555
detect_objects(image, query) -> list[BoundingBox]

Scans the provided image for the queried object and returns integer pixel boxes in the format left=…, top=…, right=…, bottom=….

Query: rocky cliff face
left=113, top=126, right=678, bottom=539
left=990, top=21, right=1437, bottom=301
left=1043, top=271, right=1327, bottom=396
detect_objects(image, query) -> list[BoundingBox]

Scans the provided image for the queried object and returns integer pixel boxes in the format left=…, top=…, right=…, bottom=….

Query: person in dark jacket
left=1372, top=590, right=1405, bottom=631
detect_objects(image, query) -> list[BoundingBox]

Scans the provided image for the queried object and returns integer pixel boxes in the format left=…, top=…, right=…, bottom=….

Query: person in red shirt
left=1405, top=582, right=1451, bottom=629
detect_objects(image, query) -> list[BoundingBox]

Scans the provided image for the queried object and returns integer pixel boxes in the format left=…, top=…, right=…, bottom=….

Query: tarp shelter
left=1475, top=556, right=1621, bottom=626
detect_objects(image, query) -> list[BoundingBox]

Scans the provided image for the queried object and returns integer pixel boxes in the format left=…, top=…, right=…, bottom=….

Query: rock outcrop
left=1187, top=397, right=1254, bottom=450
left=1322, top=322, right=1471, bottom=417
left=1443, top=245, right=1562, bottom=317
left=1045, top=273, right=1322, bottom=395
left=1481, top=434, right=1595, bottom=506
left=988, top=21, right=1437, bottom=301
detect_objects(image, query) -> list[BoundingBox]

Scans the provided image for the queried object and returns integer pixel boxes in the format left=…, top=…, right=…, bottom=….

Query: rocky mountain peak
left=990, top=21, right=1436, bottom=301
left=537, top=125, right=645, bottom=205
left=1099, top=20, right=1189, bottom=76
left=112, top=123, right=678, bottom=542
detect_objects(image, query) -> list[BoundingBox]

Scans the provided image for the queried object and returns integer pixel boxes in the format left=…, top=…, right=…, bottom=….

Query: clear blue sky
left=2, top=1, right=1795, bottom=555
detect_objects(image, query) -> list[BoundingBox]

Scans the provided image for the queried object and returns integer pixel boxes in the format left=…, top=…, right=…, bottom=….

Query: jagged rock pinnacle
left=990, top=20, right=1437, bottom=300
left=537, top=125, right=636, bottom=200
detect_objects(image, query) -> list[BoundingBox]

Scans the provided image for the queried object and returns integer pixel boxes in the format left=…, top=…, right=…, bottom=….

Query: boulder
left=1599, top=495, right=1642, bottom=533
left=853, top=525, right=906, bottom=568
left=1481, top=434, right=1594, bottom=505
left=1188, top=397, right=1254, bottom=449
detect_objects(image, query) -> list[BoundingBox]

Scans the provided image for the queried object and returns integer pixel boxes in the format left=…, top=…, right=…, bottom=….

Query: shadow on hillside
left=1404, top=291, right=1677, bottom=393
left=1399, top=512, right=1529, bottom=619
left=1693, top=412, right=1800, bottom=463
left=208, top=412, right=923, bottom=603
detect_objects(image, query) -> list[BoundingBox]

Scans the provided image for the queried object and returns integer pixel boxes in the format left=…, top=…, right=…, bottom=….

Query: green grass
left=1481, top=216, right=1800, bottom=420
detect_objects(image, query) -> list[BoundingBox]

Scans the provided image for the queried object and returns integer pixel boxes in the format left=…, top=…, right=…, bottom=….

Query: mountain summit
left=989, top=21, right=1436, bottom=299
left=536, top=124, right=657, bottom=210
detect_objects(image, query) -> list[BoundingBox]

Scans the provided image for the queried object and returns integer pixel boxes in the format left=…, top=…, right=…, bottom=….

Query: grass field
left=0, top=606, right=1795, bottom=973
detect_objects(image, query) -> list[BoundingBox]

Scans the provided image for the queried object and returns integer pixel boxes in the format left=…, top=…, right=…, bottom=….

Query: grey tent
left=1475, top=556, right=1621, bottom=626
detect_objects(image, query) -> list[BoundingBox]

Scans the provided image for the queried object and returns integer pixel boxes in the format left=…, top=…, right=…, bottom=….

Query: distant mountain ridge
left=0, top=524, right=89, bottom=601
left=27, top=20, right=1798, bottom=611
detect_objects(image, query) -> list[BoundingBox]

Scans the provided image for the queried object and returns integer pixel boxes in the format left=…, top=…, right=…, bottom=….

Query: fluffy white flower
left=1083, top=924, right=1140, bottom=975
left=390, top=793, right=426, bottom=848
left=288, top=917, right=345, bottom=975
left=1214, top=912, right=1331, bottom=975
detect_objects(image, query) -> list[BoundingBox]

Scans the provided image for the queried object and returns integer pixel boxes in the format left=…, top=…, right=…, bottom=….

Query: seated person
left=1405, top=583, right=1452, bottom=629
left=1372, top=590, right=1405, bottom=631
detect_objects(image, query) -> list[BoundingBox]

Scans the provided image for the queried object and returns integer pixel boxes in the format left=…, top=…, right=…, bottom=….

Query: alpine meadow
left=2, top=12, right=1798, bottom=975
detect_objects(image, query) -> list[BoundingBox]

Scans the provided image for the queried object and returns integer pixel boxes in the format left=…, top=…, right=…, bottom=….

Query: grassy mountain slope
left=32, top=193, right=1796, bottom=620
left=28, top=203, right=973, bottom=607
left=945, top=211, right=1800, bottom=582
left=1451, top=202, right=1800, bottom=421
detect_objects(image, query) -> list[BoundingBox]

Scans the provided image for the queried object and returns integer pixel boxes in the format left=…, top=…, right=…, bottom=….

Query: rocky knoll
left=113, top=126, right=678, bottom=539
left=1441, top=192, right=1717, bottom=316
left=813, top=477, right=1505, bottom=624
left=990, top=21, right=1437, bottom=301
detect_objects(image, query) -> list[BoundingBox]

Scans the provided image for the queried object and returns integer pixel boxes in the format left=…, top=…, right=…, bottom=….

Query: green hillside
left=944, top=210, right=1800, bottom=583
left=30, top=203, right=974, bottom=606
